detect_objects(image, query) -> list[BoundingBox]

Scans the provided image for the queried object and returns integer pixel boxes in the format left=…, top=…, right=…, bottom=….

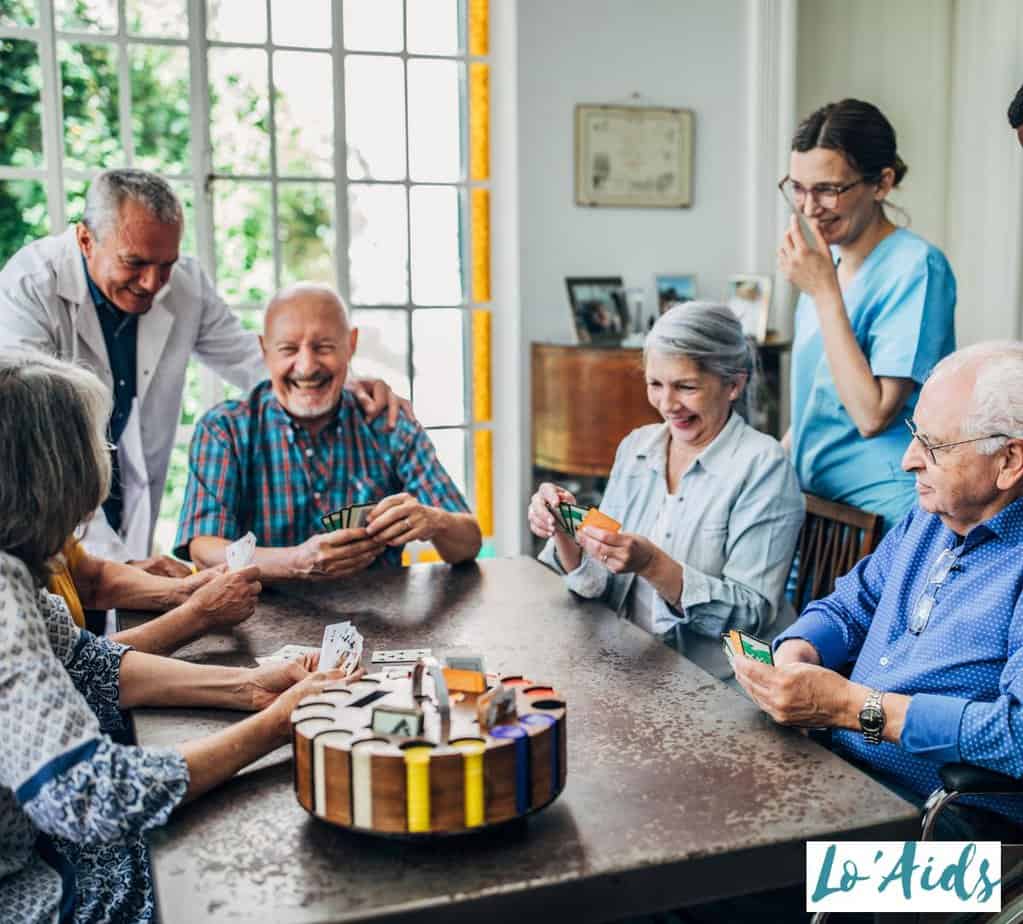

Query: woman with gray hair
left=531, top=303, right=804, bottom=679
left=0, top=351, right=361, bottom=923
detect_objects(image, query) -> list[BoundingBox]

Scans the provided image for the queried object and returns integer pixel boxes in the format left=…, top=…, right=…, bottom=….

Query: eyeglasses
left=777, top=175, right=867, bottom=210
left=904, top=419, right=1009, bottom=465
left=909, top=546, right=961, bottom=635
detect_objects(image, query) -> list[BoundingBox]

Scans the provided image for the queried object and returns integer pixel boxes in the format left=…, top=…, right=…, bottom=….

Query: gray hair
left=929, top=340, right=1023, bottom=455
left=82, top=168, right=183, bottom=241
left=0, top=350, right=111, bottom=585
left=644, top=301, right=760, bottom=420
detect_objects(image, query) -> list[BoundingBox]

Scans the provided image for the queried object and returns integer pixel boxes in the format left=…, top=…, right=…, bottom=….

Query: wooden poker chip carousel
left=290, top=657, right=567, bottom=836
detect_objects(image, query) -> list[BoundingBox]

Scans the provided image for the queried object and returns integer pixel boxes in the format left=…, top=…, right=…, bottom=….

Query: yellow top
left=47, top=538, right=85, bottom=628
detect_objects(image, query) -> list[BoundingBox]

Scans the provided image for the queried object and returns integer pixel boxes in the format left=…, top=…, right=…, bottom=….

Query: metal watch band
left=860, top=689, right=885, bottom=745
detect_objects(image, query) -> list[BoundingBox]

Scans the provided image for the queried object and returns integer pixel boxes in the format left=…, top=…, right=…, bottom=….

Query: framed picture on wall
left=725, top=274, right=772, bottom=344
left=574, top=104, right=693, bottom=208
left=565, top=276, right=627, bottom=345
left=654, top=274, right=696, bottom=314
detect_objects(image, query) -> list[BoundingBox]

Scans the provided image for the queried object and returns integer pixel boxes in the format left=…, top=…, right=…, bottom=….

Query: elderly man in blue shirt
left=735, top=340, right=1023, bottom=840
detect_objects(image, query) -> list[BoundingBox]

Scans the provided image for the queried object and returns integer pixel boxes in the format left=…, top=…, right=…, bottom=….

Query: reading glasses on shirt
left=904, top=419, right=1009, bottom=465
left=909, top=546, right=962, bottom=635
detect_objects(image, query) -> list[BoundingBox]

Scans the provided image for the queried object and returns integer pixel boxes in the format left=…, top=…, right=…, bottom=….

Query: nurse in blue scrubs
left=778, top=98, right=957, bottom=531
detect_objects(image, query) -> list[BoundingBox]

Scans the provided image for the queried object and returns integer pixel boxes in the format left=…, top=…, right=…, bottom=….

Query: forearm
left=110, top=600, right=209, bottom=657
left=430, top=511, right=483, bottom=564
left=828, top=680, right=910, bottom=743
left=118, top=649, right=252, bottom=710
left=78, top=556, right=189, bottom=611
left=638, top=547, right=684, bottom=610
left=178, top=709, right=282, bottom=802
left=191, top=535, right=300, bottom=581
left=814, top=288, right=887, bottom=434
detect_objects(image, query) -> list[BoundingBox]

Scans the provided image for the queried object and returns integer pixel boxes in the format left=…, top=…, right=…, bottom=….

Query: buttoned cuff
left=679, top=563, right=709, bottom=612
left=773, top=612, right=847, bottom=669
left=901, top=693, right=969, bottom=764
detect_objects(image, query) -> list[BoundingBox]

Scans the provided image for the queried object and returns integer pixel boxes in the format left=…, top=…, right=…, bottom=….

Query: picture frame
left=565, top=276, right=627, bottom=345
left=725, top=274, right=772, bottom=344
left=575, top=104, right=693, bottom=208
left=654, top=274, right=697, bottom=315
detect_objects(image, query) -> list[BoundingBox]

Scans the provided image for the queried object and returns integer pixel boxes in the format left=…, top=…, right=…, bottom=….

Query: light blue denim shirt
left=539, top=412, right=804, bottom=678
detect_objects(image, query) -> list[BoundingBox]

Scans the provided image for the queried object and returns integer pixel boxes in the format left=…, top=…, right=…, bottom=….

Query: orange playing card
left=580, top=508, right=621, bottom=533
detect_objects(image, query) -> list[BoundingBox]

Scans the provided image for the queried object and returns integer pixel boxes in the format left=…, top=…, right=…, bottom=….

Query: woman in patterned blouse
left=0, top=350, right=360, bottom=924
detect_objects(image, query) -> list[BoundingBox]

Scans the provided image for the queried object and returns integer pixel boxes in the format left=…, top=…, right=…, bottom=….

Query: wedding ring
left=601, top=553, right=609, bottom=563
left=404, top=518, right=412, bottom=532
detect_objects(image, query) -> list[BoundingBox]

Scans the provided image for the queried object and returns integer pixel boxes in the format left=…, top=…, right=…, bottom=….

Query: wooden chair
left=792, top=493, right=883, bottom=610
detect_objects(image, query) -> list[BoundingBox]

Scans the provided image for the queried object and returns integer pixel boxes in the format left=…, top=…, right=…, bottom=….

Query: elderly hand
left=527, top=482, right=577, bottom=539
left=292, top=529, right=384, bottom=580
left=366, top=493, right=441, bottom=546
left=189, top=564, right=262, bottom=630
left=733, top=655, right=853, bottom=727
left=577, top=525, right=655, bottom=575
left=350, top=377, right=414, bottom=430
left=130, top=554, right=193, bottom=578
left=778, top=215, right=839, bottom=300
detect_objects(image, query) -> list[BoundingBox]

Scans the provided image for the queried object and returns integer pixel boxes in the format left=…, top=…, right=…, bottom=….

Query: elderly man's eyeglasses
left=904, top=419, right=1009, bottom=465
left=777, top=176, right=867, bottom=210
left=909, top=546, right=961, bottom=635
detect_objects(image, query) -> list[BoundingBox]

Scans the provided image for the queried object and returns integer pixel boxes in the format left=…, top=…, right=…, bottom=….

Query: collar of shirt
left=633, top=410, right=746, bottom=478
left=261, top=384, right=356, bottom=442
left=82, top=259, right=137, bottom=336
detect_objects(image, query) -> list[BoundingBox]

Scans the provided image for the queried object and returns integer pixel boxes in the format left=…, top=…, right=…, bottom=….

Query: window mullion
left=331, top=0, right=349, bottom=301
left=265, top=0, right=281, bottom=292
left=117, top=0, right=134, bottom=165
left=186, top=0, right=221, bottom=410
left=402, top=2, right=414, bottom=403
left=37, top=0, right=65, bottom=230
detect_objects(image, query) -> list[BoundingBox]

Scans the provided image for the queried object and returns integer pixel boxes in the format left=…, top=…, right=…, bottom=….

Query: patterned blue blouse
left=0, top=551, right=189, bottom=923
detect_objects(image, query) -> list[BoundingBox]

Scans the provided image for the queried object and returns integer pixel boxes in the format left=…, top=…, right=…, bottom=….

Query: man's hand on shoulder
left=349, top=377, right=414, bottom=431
left=290, top=529, right=385, bottom=580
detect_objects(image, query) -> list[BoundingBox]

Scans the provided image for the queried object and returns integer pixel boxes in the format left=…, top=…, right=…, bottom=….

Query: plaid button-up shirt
left=174, top=381, right=471, bottom=567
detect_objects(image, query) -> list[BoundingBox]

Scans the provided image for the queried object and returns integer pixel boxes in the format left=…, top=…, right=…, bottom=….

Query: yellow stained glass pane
left=469, top=62, right=489, bottom=181
left=468, top=0, right=488, bottom=56
left=472, top=309, right=491, bottom=423
left=470, top=187, right=490, bottom=303
left=474, top=428, right=493, bottom=537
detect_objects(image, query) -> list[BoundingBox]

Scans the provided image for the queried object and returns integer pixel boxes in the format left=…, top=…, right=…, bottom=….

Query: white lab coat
left=0, top=227, right=267, bottom=559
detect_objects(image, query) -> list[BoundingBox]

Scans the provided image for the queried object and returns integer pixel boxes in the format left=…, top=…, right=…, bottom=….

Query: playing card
left=560, top=502, right=587, bottom=537
left=580, top=508, right=622, bottom=533
left=723, top=629, right=774, bottom=666
left=225, top=531, right=256, bottom=571
left=370, top=648, right=432, bottom=664
left=319, top=621, right=352, bottom=671
left=321, top=509, right=342, bottom=532
left=255, top=644, right=318, bottom=666
left=348, top=503, right=375, bottom=528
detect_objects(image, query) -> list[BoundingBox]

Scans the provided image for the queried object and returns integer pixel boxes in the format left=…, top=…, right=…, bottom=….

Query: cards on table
left=226, top=531, right=256, bottom=571
left=721, top=629, right=774, bottom=668
left=255, top=644, right=318, bottom=666
left=370, top=648, right=432, bottom=664
left=546, top=502, right=621, bottom=538
left=319, top=621, right=364, bottom=673
left=320, top=503, right=376, bottom=532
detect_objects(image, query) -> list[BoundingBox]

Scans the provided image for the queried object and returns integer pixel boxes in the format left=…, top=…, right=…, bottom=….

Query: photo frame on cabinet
left=565, top=276, right=627, bottom=345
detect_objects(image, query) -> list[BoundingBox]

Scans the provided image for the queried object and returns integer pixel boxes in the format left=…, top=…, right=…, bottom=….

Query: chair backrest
left=793, top=493, right=882, bottom=610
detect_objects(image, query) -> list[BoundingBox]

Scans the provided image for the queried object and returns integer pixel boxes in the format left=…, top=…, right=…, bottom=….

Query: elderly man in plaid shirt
left=174, top=283, right=481, bottom=580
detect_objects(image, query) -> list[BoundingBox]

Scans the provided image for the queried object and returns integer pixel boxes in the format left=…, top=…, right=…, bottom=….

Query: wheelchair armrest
left=939, top=763, right=1023, bottom=795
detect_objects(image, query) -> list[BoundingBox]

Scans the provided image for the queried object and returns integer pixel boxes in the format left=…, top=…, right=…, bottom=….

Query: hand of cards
left=546, top=502, right=621, bottom=539
left=319, top=620, right=364, bottom=673
left=721, top=629, right=774, bottom=668
left=320, top=503, right=375, bottom=532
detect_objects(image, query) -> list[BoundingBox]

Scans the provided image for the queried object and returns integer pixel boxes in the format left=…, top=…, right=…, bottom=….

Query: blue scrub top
left=790, top=227, right=956, bottom=531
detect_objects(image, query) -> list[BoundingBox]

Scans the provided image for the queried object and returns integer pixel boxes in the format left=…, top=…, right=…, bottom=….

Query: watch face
left=860, top=707, right=884, bottom=733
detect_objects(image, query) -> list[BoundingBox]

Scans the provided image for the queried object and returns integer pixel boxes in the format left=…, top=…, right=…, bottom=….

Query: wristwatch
left=858, top=689, right=886, bottom=745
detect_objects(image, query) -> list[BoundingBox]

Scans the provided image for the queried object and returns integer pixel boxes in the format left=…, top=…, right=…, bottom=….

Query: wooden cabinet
left=531, top=338, right=791, bottom=479
left=531, top=343, right=660, bottom=477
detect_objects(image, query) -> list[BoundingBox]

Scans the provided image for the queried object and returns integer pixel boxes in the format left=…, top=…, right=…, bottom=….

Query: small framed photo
left=654, top=274, right=696, bottom=314
left=565, top=276, right=627, bottom=345
left=726, top=274, right=772, bottom=343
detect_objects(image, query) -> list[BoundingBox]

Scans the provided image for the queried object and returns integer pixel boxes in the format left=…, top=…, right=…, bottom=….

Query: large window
left=0, top=0, right=494, bottom=559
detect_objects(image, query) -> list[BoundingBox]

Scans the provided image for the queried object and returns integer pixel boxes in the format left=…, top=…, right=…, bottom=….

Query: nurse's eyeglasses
left=904, top=419, right=1009, bottom=466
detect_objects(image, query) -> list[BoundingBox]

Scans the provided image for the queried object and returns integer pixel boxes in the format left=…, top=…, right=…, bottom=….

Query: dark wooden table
left=125, top=557, right=917, bottom=923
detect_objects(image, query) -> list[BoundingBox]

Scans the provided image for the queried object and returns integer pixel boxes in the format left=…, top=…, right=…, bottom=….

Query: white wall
left=516, top=0, right=751, bottom=347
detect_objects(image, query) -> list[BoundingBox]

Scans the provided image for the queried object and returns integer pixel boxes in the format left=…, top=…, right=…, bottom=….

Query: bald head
left=265, top=283, right=350, bottom=337
left=260, top=283, right=358, bottom=435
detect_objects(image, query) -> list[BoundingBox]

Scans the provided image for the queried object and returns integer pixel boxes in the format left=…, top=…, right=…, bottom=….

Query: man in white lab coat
left=0, top=168, right=403, bottom=574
